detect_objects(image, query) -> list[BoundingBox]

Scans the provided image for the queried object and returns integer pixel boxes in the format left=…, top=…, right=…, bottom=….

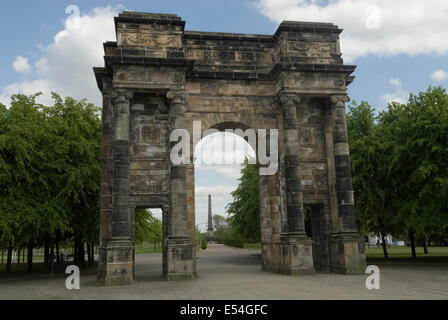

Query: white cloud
left=254, top=0, right=448, bottom=62
left=196, top=165, right=243, bottom=180
left=12, top=56, right=32, bottom=73
left=431, top=69, right=448, bottom=82
left=381, top=77, right=408, bottom=105
left=0, top=5, right=122, bottom=106
left=389, top=78, right=401, bottom=87
left=194, top=132, right=256, bottom=167
left=381, top=92, right=407, bottom=105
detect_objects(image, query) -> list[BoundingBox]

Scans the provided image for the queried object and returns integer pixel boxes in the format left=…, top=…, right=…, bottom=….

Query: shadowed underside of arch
left=94, top=11, right=366, bottom=285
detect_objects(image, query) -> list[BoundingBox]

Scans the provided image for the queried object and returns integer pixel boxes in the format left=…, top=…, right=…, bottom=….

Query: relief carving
left=121, top=32, right=181, bottom=47
left=299, top=126, right=317, bottom=146
left=287, top=42, right=335, bottom=57
left=141, top=125, right=161, bottom=144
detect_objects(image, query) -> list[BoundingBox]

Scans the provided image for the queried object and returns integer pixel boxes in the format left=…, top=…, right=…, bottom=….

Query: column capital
left=111, top=88, right=133, bottom=104
left=166, top=90, right=188, bottom=105
left=278, top=92, right=301, bottom=109
left=330, top=95, right=350, bottom=107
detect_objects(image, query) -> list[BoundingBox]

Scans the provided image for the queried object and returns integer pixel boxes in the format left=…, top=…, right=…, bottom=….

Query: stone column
left=165, top=90, right=196, bottom=280
left=278, top=93, right=314, bottom=275
left=100, top=88, right=134, bottom=285
left=327, top=95, right=366, bottom=274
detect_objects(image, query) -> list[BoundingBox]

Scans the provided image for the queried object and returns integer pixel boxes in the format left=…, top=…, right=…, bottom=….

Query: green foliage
left=348, top=86, right=448, bottom=246
left=0, top=92, right=101, bottom=255
left=201, top=239, right=208, bottom=250
left=212, top=214, right=227, bottom=243
left=225, top=158, right=260, bottom=244
left=135, top=209, right=162, bottom=245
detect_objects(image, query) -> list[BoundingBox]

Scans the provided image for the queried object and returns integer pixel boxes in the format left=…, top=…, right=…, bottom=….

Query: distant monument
left=206, top=194, right=214, bottom=242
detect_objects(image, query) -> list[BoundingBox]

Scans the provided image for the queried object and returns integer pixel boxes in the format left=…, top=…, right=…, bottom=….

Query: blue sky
left=1, top=0, right=447, bottom=229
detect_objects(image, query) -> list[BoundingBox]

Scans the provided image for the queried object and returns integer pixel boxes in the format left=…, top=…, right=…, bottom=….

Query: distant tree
left=212, top=214, right=227, bottom=243
left=226, top=158, right=260, bottom=244
left=135, top=209, right=162, bottom=251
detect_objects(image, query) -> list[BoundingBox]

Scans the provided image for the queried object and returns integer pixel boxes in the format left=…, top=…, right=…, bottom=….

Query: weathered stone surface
left=95, top=11, right=366, bottom=285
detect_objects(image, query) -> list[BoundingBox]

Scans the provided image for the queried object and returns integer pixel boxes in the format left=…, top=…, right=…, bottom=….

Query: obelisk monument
left=207, top=194, right=214, bottom=241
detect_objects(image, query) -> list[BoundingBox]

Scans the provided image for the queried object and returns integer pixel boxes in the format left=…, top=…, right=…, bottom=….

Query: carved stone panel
left=119, top=32, right=182, bottom=48
left=141, top=125, right=161, bottom=145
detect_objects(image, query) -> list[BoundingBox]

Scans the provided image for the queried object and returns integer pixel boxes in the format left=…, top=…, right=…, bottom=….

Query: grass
left=0, top=261, right=98, bottom=277
left=135, top=242, right=163, bottom=254
left=366, top=246, right=448, bottom=260
left=244, top=243, right=261, bottom=250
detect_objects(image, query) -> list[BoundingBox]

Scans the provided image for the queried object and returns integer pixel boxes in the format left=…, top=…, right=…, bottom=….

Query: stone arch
left=95, top=11, right=366, bottom=285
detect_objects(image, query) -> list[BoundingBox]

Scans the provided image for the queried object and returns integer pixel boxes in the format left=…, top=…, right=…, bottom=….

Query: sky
left=1, top=0, right=448, bottom=230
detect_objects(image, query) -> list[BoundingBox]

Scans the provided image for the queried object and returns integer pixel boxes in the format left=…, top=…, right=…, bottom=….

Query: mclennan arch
left=94, top=11, right=366, bottom=285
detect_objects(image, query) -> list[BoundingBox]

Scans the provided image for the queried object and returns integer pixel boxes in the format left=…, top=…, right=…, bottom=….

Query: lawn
left=366, top=246, right=448, bottom=259
left=135, top=242, right=163, bottom=254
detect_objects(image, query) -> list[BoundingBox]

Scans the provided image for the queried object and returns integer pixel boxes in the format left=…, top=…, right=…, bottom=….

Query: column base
left=164, top=236, right=196, bottom=281
left=261, top=242, right=282, bottom=272
left=98, top=237, right=134, bottom=286
left=278, top=233, right=314, bottom=275
left=329, top=232, right=366, bottom=274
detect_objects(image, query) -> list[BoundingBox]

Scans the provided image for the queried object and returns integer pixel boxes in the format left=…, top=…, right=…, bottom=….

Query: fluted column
left=279, top=93, right=306, bottom=235
left=111, top=89, right=133, bottom=238
left=100, top=88, right=134, bottom=286
left=327, top=95, right=366, bottom=274
left=329, top=95, right=357, bottom=232
left=165, top=90, right=196, bottom=281
left=167, top=90, right=189, bottom=238
left=277, top=92, right=314, bottom=275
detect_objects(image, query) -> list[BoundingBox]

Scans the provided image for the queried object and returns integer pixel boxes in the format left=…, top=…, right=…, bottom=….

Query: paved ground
left=1, top=244, right=447, bottom=300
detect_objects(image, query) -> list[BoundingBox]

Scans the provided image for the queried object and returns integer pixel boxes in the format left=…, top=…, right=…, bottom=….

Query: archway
left=95, top=11, right=366, bottom=285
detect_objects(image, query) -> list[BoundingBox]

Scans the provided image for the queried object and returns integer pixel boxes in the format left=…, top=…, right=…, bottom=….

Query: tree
left=226, top=158, right=260, bottom=244
left=348, top=87, right=448, bottom=259
left=0, top=92, right=102, bottom=272
left=135, top=209, right=162, bottom=252
left=379, top=87, right=448, bottom=258
left=212, top=214, right=227, bottom=243
left=43, top=93, right=101, bottom=267
left=0, top=93, right=64, bottom=271
left=347, top=101, right=398, bottom=258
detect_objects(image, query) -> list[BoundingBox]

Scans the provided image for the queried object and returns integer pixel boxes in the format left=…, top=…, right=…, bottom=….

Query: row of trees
left=220, top=87, right=448, bottom=259
left=348, top=86, right=448, bottom=258
left=0, top=93, right=101, bottom=272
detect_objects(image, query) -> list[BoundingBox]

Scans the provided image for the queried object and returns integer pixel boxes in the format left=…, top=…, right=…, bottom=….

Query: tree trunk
left=49, top=239, right=55, bottom=275
left=76, top=240, right=85, bottom=267
left=409, top=230, right=417, bottom=259
left=381, top=234, right=389, bottom=259
left=1, top=250, right=3, bottom=264
left=73, top=238, right=78, bottom=265
left=6, top=245, right=13, bottom=273
left=423, top=238, right=429, bottom=254
left=44, top=241, right=49, bottom=266
left=22, top=248, right=25, bottom=263
left=87, top=242, right=93, bottom=266
left=17, top=248, right=21, bottom=264
left=27, top=241, right=33, bottom=272
left=56, top=239, right=60, bottom=266
left=91, top=241, right=95, bottom=264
